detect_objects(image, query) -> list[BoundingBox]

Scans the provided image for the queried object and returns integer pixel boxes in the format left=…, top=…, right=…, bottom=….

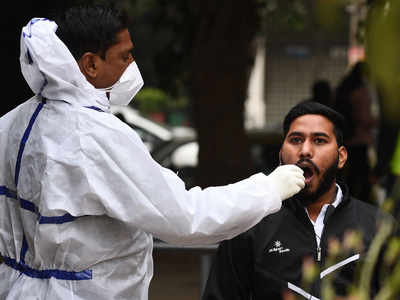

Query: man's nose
left=299, top=140, right=313, bottom=158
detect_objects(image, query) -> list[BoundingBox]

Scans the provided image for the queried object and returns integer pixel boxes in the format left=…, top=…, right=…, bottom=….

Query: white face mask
left=98, top=61, right=144, bottom=106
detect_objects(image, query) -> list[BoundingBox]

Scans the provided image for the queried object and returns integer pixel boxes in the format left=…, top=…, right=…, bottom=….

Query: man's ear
left=338, top=145, right=348, bottom=169
left=78, top=52, right=99, bottom=81
left=279, top=150, right=283, bottom=165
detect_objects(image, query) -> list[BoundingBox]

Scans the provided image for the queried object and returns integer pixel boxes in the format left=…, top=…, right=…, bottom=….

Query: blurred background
left=2, top=0, right=400, bottom=299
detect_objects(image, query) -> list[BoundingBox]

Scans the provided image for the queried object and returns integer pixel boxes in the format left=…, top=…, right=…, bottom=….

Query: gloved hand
left=266, top=165, right=305, bottom=201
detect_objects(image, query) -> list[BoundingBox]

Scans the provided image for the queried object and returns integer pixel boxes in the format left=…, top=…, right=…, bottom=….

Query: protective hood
left=20, top=18, right=110, bottom=111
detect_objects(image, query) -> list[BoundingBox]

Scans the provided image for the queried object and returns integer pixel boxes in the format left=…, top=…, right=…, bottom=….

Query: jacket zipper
left=317, top=246, right=321, bottom=262
left=304, top=213, right=323, bottom=263
left=315, top=204, right=337, bottom=263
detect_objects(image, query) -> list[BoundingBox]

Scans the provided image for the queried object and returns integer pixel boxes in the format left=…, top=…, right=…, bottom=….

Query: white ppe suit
left=0, top=19, right=301, bottom=300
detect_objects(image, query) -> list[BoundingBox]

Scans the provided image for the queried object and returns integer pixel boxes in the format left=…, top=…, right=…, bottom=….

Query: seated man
left=203, top=101, right=398, bottom=300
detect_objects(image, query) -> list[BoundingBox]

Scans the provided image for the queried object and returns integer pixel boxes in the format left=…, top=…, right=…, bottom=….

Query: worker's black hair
left=54, top=5, right=129, bottom=60
left=283, top=101, right=346, bottom=147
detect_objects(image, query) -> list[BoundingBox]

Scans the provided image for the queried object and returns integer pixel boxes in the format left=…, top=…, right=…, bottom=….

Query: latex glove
left=266, top=165, right=305, bottom=201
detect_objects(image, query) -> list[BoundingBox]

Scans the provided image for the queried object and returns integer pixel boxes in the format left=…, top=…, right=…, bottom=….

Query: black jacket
left=203, top=183, right=397, bottom=300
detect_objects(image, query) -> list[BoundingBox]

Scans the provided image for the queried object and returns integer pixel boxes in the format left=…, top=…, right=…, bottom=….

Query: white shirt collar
left=331, top=184, right=343, bottom=208
left=306, top=184, right=343, bottom=247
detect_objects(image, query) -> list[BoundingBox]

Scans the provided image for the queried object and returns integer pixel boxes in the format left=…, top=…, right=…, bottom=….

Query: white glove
left=266, top=165, right=305, bottom=201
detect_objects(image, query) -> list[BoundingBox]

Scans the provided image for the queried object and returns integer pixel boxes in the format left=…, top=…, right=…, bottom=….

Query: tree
left=121, top=0, right=263, bottom=187
left=190, top=1, right=262, bottom=187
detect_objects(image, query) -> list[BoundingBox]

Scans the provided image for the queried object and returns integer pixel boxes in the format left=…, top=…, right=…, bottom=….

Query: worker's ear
left=337, top=145, right=348, bottom=169
left=78, top=52, right=100, bottom=81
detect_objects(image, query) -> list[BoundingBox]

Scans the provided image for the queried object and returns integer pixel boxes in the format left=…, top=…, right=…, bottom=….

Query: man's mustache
left=296, top=158, right=320, bottom=175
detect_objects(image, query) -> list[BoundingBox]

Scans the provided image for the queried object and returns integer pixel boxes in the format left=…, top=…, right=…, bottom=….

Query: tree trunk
left=191, top=1, right=261, bottom=187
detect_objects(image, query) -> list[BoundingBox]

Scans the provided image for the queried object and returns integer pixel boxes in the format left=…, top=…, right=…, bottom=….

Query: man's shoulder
left=350, top=197, right=386, bottom=216
left=258, top=205, right=291, bottom=225
left=350, top=197, right=379, bottom=212
left=240, top=206, right=294, bottom=239
left=73, top=105, right=139, bottom=138
left=348, top=196, right=397, bottom=228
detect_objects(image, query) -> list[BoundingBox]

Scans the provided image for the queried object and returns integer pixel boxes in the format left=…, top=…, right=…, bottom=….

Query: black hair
left=54, top=5, right=129, bottom=60
left=283, top=101, right=346, bottom=146
left=311, top=79, right=331, bottom=105
left=334, top=61, right=367, bottom=139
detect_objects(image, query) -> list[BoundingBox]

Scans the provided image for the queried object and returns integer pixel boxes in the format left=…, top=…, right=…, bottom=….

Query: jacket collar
left=283, top=181, right=351, bottom=216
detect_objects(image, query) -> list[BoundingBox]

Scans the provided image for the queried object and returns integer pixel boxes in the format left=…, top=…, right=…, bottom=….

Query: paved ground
left=0, top=249, right=210, bottom=300
left=149, top=249, right=214, bottom=300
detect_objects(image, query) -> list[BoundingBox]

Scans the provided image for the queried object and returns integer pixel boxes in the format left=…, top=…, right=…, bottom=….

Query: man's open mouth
left=298, top=164, right=315, bottom=184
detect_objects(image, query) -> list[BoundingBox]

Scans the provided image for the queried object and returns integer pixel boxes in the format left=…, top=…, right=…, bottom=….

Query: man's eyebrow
left=287, top=131, right=304, bottom=137
left=287, top=131, right=330, bottom=138
left=312, top=132, right=330, bottom=138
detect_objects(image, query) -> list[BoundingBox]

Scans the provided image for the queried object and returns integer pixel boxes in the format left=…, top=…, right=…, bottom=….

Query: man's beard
left=284, top=154, right=339, bottom=206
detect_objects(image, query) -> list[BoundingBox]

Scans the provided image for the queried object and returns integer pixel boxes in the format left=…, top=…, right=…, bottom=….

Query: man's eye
left=289, top=137, right=302, bottom=144
left=314, top=138, right=327, bottom=144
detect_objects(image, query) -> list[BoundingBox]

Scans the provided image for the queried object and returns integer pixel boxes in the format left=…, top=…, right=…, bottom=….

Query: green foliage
left=261, top=0, right=310, bottom=33
left=166, top=97, right=188, bottom=111
left=122, top=0, right=197, bottom=99
left=133, top=87, right=189, bottom=116
left=314, top=0, right=349, bottom=31
left=134, top=87, right=171, bottom=114
left=87, top=0, right=197, bottom=101
left=315, top=221, right=400, bottom=300
left=260, top=0, right=349, bottom=42
left=366, top=0, right=400, bottom=125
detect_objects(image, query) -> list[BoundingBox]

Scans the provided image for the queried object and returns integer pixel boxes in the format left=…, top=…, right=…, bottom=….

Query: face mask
left=98, top=61, right=144, bottom=106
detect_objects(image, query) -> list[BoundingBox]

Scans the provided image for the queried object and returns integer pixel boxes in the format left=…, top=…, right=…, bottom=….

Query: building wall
left=260, top=3, right=351, bottom=131
left=264, top=43, right=348, bottom=131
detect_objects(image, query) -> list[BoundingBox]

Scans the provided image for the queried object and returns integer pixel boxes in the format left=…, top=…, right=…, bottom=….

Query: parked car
left=151, top=129, right=283, bottom=188
left=111, top=105, right=283, bottom=188
left=111, top=105, right=195, bottom=152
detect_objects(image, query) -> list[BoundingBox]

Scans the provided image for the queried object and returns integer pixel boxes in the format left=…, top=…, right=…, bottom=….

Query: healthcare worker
left=0, top=5, right=305, bottom=300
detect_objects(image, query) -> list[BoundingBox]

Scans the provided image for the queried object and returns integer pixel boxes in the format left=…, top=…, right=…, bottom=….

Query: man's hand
left=267, top=165, right=305, bottom=201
